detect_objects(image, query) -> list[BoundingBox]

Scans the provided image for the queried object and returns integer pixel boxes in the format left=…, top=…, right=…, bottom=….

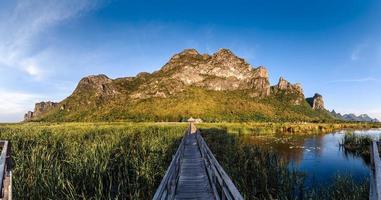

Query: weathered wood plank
left=370, top=141, right=381, bottom=200
left=0, top=140, right=11, bottom=200
left=174, top=132, right=213, bottom=200
left=153, top=124, right=243, bottom=200
left=196, top=130, right=243, bottom=200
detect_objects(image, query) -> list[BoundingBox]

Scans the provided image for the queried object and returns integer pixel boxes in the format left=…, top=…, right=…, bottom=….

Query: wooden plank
left=195, top=131, right=243, bottom=200
left=0, top=141, right=8, bottom=198
left=370, top=141, right=381, bottom=200
left=174, top=132, right=214, bottom=200
left=153, top=124, right=243, bottom=200
left=153, top=130, right=187, bottom=200
left=0, top=140, right=11, bottom=200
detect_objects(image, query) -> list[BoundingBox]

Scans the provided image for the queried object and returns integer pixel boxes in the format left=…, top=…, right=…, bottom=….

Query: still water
left=246, top=129, right=381, bottom=185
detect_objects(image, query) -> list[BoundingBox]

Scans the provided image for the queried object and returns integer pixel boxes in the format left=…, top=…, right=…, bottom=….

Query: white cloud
left=0, top=89, right=40, bottom=122
left=0, top=0, right=103, bottom=122
left=25, top=65, right=40, bottom=77
left=0, top=0, right=101, bottom=80
left=351, top=50, right=360, bottom=61
left=370, top=113, right=381, bottom=121
left=328, top=77, right=379, bottom=84
left=351, top=42, right=368, bottom=61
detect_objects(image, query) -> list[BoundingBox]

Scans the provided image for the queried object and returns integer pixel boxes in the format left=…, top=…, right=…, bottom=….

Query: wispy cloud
left=0, top=0, right=103, bottom=122
left=351, top=42, right=368, bottom=61
left=0, top=89, right=40, bottom=122
left=328, top=77, right=379, bottom=84
left=0, top=0, right=102, bottom=80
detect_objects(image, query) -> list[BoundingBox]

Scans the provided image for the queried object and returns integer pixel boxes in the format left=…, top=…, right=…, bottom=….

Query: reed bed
left=0, top=122, right=186, bottom=199
left=0, top=122, right=372, bottom=199
left=341, top=133, right=376, bottom=163
left=201, top=127, right=369, bottom=200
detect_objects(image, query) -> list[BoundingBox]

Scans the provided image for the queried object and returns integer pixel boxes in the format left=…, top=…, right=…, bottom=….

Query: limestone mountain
left=306, top=93, right=325, bottom=110
left=24, top=48, right=333, bottom=122
left=330, top=110, right=379, bottom=122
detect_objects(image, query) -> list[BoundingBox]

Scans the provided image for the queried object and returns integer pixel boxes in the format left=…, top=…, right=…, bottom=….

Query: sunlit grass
left=0, top=122, right=373, bottom=199
left=0, top=122, right=186, bottom=199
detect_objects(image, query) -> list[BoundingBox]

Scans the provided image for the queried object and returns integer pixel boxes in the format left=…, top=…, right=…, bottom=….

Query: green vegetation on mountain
left=38, top=87, right=334, bottom=122
left=24, top=49, right=342, bottom=122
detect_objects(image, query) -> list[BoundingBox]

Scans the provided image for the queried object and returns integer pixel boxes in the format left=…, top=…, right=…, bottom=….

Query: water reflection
left=241, top=129, right=381, bottom=184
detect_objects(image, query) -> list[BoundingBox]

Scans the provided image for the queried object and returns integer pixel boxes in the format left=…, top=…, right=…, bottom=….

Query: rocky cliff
left=23, top=48, right=333, bottom=122
left=271, top=77, right=304, bottom=105
left=130, top=49, right=271, bottom=99
left=306, top=93, right=325, bottom=110
left=24, top=101, right=59, bottom=121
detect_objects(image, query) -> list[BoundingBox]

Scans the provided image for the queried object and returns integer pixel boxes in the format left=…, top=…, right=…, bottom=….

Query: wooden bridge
left=0, top=141, right=11, bottom=200
left=153, top=123, right=243, bottom=200
left=370, top=140, right=381, bottom=200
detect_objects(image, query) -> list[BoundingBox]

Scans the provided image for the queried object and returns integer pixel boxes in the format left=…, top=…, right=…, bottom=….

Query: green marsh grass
left=0, top=122, right=372, bottom=199
left=0, top=122, right=186, bottom=199
left=200, top=127, right=370, bottom=200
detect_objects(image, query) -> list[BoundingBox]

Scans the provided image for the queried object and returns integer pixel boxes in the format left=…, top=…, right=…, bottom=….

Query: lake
left=244, top=129, right=381, bottom=185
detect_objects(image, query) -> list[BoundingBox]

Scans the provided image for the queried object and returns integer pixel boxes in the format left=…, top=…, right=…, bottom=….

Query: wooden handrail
left=0, top=140, right=11, bottom=200
left=370, top=141, right=381, bottom=200
left=152, top=127, right=189, bottom=200
left=153, top=125, right=243, bottom=200
left=195, top=130, right=244, bottom=200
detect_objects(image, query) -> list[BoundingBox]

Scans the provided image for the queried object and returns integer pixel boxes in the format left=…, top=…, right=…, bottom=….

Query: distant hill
left=24, top=49, right=334, bottom=122
left=330, top=110, right=379, bottom=122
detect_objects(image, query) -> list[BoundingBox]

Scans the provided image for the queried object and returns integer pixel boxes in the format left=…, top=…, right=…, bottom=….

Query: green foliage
left=37, top=87, right=336, bottom=123
left=200, top=127, right=302, bottom=199
left=304, top=174, right=369, bottom=200
left=0, top=123, right=372, bottom=199
left=200, top=127, right=369, bottom=200
left=0, top=123, right=186, bottom=199
left=341, top=133, right=378, bottom=163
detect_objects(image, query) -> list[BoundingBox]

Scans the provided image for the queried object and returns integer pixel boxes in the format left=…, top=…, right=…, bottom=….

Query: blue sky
left=0, top=0, right=381, bottom=122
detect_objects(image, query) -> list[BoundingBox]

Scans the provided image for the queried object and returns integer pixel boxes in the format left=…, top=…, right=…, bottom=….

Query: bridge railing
left=370, top=140, right=381, bottom=200
left=152, top=128, right=188, bottom=200
left=195, top=130, right=244, bottom=200
left=0, top=141, right=11, bottom=200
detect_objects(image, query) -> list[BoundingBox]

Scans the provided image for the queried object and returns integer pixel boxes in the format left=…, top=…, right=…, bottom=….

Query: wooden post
left=370, top=141, right=381, bottom=200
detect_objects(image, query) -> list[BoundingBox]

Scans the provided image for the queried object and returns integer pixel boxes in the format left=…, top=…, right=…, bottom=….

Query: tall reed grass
left=201, top=127, right=369, bottom=200
left=0, top=123, right=186, bottom=199
left=0, top=123, right=371, bottom=199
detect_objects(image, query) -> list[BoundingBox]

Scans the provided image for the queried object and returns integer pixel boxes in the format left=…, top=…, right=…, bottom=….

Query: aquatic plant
left=201, top=127, right=370, bottom=200
left=200, top=127, right=305, bottom=199
left=341, top=133, right=376, bottom=163
left=304, top=174, right=369, bottom=200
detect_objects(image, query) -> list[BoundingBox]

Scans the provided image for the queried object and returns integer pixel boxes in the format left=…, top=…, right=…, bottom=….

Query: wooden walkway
left=370, top=140, right=381, bottom=200
left=0, top=141, right=12, bottom=200
left=153, top=123, right=243, bottom=200
left=175, top=133, right=213, bottom=199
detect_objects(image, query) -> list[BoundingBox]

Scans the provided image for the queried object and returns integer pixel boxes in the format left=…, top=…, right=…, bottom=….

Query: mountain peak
left=306, top=93, right=325, bottom=110
left=331, top=111, right=380, bottom=122
left=211, top=48, right=243, bottom=63
left=73, top=74, right=117, bottom=96
left=179, top=48, right=200, bottom=56
left=23, top=48, right=332, bottom=122
left=214, top=48, right=235, bottom=56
